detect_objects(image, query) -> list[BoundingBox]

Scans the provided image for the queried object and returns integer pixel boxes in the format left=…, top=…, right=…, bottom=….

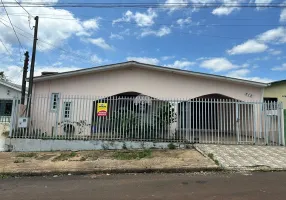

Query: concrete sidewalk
left=0, top=149, right=219, bottom=175
left=195, top=144, right=286, bottom=171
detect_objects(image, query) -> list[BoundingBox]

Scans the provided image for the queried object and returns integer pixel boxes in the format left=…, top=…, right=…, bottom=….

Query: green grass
left=16, top=153, right=38, bottom=158
left=207, top=153, right=214, bottom=160
left=52, top=152, right=77, bottom=162
left=113, top=150, right=152, bottom=160
left=168, top=143, right=176, bottom=150
left=214, top=159, right=220, bottom=166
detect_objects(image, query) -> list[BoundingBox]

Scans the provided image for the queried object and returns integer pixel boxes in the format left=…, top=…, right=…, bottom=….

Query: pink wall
left=33, top=66, right=263, bottom=101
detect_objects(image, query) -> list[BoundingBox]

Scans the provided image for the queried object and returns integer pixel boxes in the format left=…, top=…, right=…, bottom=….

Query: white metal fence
left=6, top=95, right=285, bottom=146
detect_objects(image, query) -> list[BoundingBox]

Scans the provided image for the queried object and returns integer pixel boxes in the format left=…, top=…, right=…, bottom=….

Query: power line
left=1, top=0, right=24, bottom=59
left=14, top=0, right=33, bottom=17
left=3, top=14, right=282, bottom=27
left=0, top=38, right=12, bottom=55
left=0, top=2, right=286, bottom=8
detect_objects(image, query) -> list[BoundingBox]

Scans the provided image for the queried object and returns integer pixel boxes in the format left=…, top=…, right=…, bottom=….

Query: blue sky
left=0, top=0, right=286, bottom=84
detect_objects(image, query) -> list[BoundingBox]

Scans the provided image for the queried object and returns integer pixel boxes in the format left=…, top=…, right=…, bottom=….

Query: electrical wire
left=14, top=0, right=33, bottom=16
left=1, top=0, right=24, bottom=60
left=0, top=38, right=12, bottom=55
left=14, top=0, right=34, bottom=30
left=2, top=13, right=282, bottom=27
left=0, top=2, right=286, bottom=8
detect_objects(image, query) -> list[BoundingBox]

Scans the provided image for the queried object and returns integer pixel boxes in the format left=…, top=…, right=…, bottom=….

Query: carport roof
left=31, top=61, right=268, bottom=87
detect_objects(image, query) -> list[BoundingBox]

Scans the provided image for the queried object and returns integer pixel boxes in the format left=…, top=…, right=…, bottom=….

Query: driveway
left=195, top=144, right=286, bottom=170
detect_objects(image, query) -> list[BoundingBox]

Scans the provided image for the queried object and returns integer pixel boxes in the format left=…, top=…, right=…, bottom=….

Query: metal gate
left=5, top=96, right=286, bottom=146
left=236, top=102, right=284, bottom=145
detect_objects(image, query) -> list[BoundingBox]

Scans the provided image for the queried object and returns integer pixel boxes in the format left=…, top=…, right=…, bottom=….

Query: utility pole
left=27, top=16, right=39, bottom=117
left=21, top=51, right=29, bottom=105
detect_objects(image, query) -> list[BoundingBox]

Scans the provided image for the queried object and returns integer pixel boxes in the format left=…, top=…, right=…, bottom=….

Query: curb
left=0, top=167, right=222, bottom=177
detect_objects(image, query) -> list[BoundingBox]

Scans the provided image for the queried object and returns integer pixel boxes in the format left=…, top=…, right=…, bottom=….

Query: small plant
left=122, top=143, right=127, bottom=150
left=16, top=153, right=38, bottom=158
left=79, top=157, right=87, bottom=161
left=0, top=174, right=9, bottom=179
left=2, top=131, right=9, bottom=137
left=14, top=159, right=25, bottom=163
left=214, top=159, right=220, bottom=166
left=207, top=153, right=214, bottom=160
left=113, top=150, right=152, bottom=160
left=168, top=143, right=176, bottom=150
left=52, top=152, right=77, bottom=162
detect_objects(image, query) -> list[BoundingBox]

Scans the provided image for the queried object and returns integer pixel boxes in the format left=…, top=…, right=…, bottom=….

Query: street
left=1, top=172, right=286, bottom=200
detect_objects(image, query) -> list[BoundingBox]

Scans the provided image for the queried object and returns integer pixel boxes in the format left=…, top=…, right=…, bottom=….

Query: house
left=264, top=80, right=286, bottom=107
left=0, top=79, right=23, bottom=120
left=19, top=61, right=283, bottom=145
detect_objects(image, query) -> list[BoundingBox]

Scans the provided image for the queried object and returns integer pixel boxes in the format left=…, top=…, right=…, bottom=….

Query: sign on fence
left=97, top=103, right=108, bottom=116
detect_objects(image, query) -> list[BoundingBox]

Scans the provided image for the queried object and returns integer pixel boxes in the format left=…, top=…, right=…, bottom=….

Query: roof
left=0, top=79, right=23, bottom=92
left=269, top=80, right=286, bottom=85
left=32, top=61, right=268, bottom=87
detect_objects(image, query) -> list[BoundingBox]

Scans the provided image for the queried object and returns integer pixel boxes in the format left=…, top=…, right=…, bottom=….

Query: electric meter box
left=18, top=117, right=29, bottom=128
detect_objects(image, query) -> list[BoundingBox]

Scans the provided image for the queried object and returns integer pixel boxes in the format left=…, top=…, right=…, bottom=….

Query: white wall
left=0, top=84, right=21, bottom=99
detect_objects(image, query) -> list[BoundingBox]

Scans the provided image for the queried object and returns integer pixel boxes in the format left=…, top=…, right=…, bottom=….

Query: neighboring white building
left=0, top=79, right=23, bottom=118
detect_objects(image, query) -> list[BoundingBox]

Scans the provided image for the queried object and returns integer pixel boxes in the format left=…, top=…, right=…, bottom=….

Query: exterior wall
left=28, top=66, right=264, bottom=138
left=6, top=138, right=183, bottom=152
left=0, top=84, right=21, bottom=99
left=33, top=66, right=263, bottom=101
left=264, top=82, right=286, bottom=106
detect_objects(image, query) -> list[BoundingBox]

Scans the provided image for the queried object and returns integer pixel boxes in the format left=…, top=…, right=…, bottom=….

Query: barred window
left=64, top=102, right=72, bottom=119
left=51, top=93, right=59, bottom=111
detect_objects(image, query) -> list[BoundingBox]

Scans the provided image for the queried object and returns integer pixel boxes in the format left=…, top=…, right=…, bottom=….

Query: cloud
left=166, top=60, right=195, bottom=69
left=113, top=8, right=157, bottom=27
left=0, top=39, right=12, bottom=55
left=82, top=18, right=100, bottom=30
left=227, top=40, right=268, bottom=55
left=109, top=33, right=124, bottom=40
left=268, top=49, right=282, bottom=55
left=271, top=63, right=286, bottom=71
left=1, top=64, right=81, bottom=84
left=86, top=38, right=114, bottom=50
left=163, top=0, right=189, bottom=13
left=161, top=56, right=175, bottom=61
left=176, top=17, right=192, bottom=27
left=212, top=7, right=239, bottom=16
left=227, top=69, right=250, bottom=77
left=126, top=57, right=160, bottom=65
left=141, top=26, right=171, bottom=37
left=90, top=54, right=103, bottom=64
left=227, top=68, right=272, bottom=83
left=200, top=57, right=239, bottom=72
left=0, top=1, right=102, bottom=52
left=257, top=27, right=286, bottom=44
left=281, top=9, right=286, bottom=22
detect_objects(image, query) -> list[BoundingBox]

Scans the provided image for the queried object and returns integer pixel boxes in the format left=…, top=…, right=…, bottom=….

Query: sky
left=0, top=0, right=286, bottom=84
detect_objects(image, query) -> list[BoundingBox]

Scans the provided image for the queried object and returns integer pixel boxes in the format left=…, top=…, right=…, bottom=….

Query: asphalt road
left=1, top=172, right=286, bottom=200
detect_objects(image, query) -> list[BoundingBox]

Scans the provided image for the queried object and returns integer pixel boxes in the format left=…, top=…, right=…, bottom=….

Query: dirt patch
left=0, top=149, right=218, bottom=174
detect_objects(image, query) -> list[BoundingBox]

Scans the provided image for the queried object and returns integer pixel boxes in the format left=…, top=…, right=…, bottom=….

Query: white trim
left=50, top=93, right=59, bottom=112
left=0, top=80, right=24, bottom=93
left=31, top=61, right=268, bottom=87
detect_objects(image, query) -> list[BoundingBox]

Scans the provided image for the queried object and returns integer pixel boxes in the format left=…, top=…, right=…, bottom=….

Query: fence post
left=281, top=102, right=285, bottom=146
left=9, top=98, right=16, bottom=137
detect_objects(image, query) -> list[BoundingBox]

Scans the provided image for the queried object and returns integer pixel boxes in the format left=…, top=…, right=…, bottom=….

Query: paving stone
left=196, top=144, right=286, bottom=169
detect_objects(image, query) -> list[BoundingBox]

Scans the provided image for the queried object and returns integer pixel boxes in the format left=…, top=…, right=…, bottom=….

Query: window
left=263, top=97, right=278, bottom=110
left=63, top=102, right=72, bottom=119
left=51, top=93, right=59, bottom=111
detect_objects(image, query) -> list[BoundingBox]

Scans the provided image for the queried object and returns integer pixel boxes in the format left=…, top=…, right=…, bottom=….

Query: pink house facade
left=25, top=61, right=279, bottom=144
